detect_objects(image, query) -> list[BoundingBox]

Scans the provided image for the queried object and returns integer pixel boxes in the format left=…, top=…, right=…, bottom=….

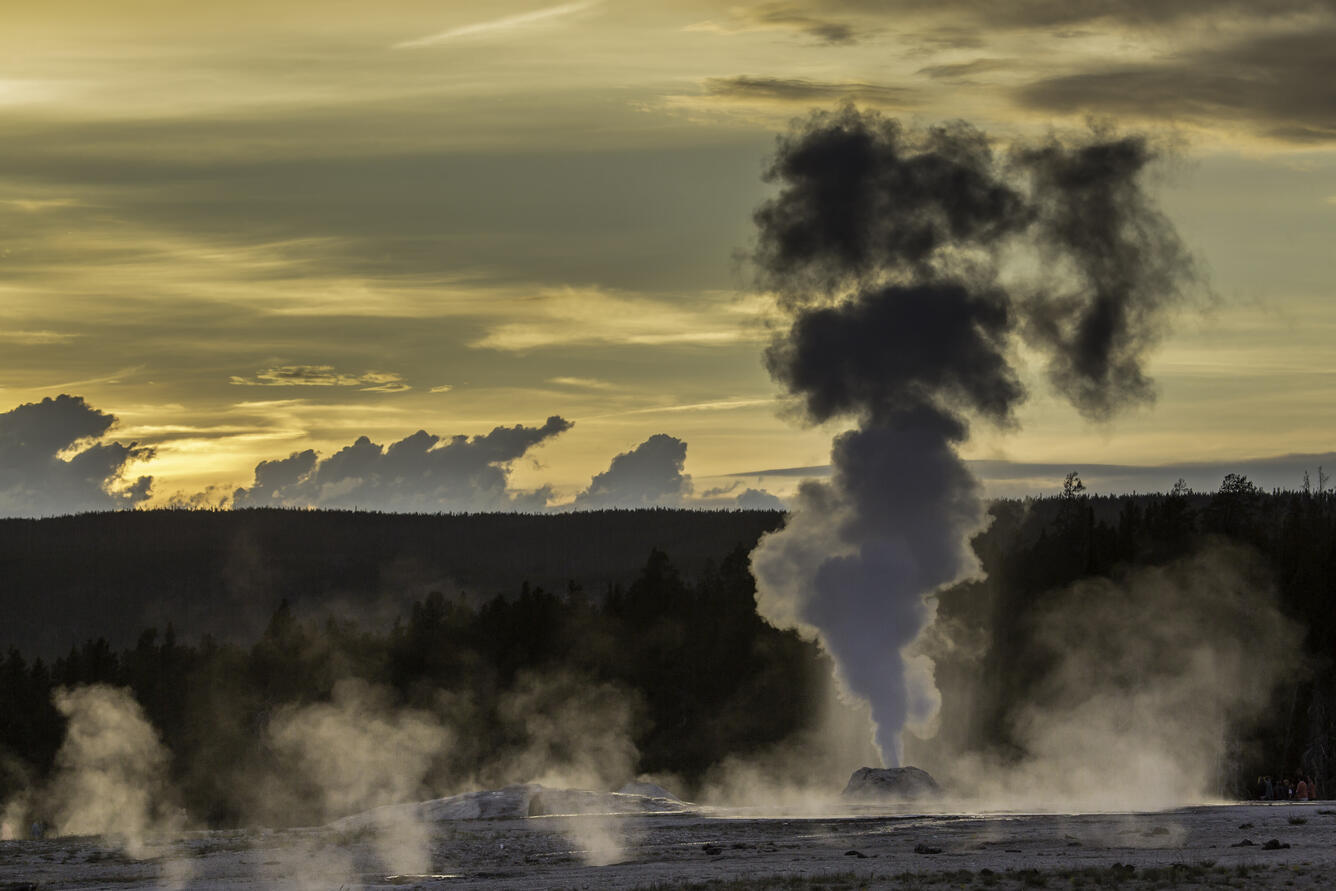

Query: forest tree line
left=1, top=476, right=1335, bottom=824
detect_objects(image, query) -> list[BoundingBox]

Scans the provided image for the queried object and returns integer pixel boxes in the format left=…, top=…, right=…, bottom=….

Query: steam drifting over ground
left=749, top=107, right=1200, bottom=768
left=906, top=544, right=1302, bottom=811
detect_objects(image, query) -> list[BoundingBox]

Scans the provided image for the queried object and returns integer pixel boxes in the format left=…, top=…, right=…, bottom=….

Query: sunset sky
left=2, top=0, right=1333, bottom=513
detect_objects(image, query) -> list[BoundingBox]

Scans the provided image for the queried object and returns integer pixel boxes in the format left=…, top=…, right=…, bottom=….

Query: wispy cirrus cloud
left=472, top=287, right=771, bottom=351
left=699, top=75, right=921, bottom=108
left=394, top=1, right=600, bottom=49
left=548, top=376, right=617, bottom=390
left=687, top=3, right=863, bottom=45
left=0, top=329, right=81, bottom=345
left=1016, top=24, right=1336, bottom=144
left=229, top=365, right=411, bottom=392
left=591, top=397, right=776, bottom=418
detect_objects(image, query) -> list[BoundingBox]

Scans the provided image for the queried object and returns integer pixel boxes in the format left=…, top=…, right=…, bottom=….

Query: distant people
left=1296, top=777, right=1309, bottom=801
left=1263, top=776, right=1275, bottom=801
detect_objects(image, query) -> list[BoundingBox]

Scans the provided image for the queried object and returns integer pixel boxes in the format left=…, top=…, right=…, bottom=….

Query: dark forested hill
left=2, top=485, right=1335, bottom=828
left=0, top=508, right=785, bottom=657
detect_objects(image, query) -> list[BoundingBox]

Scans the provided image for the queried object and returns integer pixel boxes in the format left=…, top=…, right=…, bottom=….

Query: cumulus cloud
left=0, top=394, right=153, bottom=517
left=232, top=416, right=572, bottom=512
left=574, top=434, right=693, bottom=509
left=573, top=433, right=784, bottom=510
left=734, top=487, right=786, bottom=510
left=229, top=365, right=410, bottom=393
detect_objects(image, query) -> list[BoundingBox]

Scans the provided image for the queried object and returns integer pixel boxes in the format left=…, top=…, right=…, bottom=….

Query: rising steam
left=46, top=685, right=180, bottom=857
left=750, top=107, right=1197, bottom=766
left=265, top=678, right=452, bottom=875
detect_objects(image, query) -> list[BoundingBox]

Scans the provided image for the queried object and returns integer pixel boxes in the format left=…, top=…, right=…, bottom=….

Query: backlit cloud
left=472, top=287, right=770, bottom=351
left=0, top=395, right=153, bottom=517
left=232, top=416, right=573, bottom=512
left=574, top=433, right=693, bottom=509
left=229, top=366, right=411, bottom=392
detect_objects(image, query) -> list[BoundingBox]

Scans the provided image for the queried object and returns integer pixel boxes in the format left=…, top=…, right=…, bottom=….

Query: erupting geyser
left=748, top=107, right=1196, bottom=769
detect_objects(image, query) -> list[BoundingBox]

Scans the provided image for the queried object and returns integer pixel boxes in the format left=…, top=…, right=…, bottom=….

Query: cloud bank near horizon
left=0, top=395, right=153, bottom=518
left=1, top=393, right=1330, bottom=517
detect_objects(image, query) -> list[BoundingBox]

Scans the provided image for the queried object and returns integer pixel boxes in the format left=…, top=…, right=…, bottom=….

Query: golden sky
left=1, top=0, right=1334, bottom=512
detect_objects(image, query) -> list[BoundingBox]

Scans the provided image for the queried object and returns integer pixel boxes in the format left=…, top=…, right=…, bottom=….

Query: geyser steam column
left=749, top=108, right=1195, bottom=767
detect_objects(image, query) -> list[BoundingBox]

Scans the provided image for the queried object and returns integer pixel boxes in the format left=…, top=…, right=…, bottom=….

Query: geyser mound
left=842, top=767, right=941, bottom=801
left=327, top=783, right=693, bottom=831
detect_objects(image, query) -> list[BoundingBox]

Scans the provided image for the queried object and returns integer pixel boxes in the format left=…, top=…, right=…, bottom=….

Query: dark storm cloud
left=702, top=77, right=919, bottom=110
left=573, top=433, right=693, bottom=509
left=232, top=416, right=572, bottom=512
left=822, top=0, right=1333, bottom=28
left=0, top=395, right=153, bottom=516
left=1018, top=26, right=1336, bottom=144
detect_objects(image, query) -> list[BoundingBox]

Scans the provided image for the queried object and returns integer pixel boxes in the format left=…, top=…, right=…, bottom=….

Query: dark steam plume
left=749, top=106, right=1197, bottom=766
left=753, top=112, right=1029, bottom=296
left=1017, top=135, right=1196, bottom=418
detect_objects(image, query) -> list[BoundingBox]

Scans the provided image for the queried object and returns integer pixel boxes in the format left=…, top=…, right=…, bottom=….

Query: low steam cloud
left=0, top=395, right=153, bottom=517
left=909, top=545, right=1302, bottom=810
left=750, top=107, right=1198, bottom=767
left=484, top=670, right=642, bottom=793
left=265, top=679, right=452, bottom=875
left=45, top=685, right=179, bottom=857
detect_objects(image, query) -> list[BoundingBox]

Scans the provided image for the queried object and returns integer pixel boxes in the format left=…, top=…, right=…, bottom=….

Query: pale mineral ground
left=3, top=788, right=1335, bottom=889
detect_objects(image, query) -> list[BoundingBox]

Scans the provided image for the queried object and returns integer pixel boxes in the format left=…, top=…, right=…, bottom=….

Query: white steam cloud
left=47, top=685, right=180, bottom=857
left=266, top=679, right=452, bottom=875
left=907, top=545, right=1302, bottom=810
